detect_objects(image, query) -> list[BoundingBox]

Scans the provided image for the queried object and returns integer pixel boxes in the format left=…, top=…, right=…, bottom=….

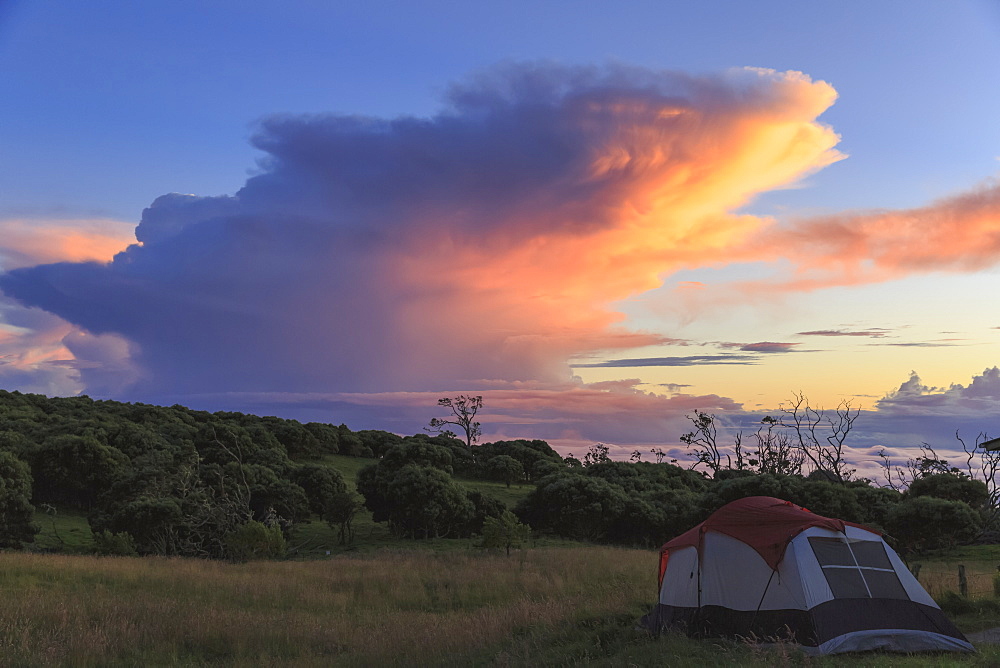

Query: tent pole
left=748, top=568, right=777, bottom=638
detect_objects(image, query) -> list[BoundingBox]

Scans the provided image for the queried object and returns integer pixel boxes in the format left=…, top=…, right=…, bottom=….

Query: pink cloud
left=732, top=180, right=1000, bottom=293
left=0, top=217, right=137, bottom=393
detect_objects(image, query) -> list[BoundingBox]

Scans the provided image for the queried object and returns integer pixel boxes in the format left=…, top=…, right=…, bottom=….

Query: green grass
left=32, top=506, right=93, bottom=553
left=455, top=475, right=533, bottom=507
left=319, top=453, right=373, bottom=485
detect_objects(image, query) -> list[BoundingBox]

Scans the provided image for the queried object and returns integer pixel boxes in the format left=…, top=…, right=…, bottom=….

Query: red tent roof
left=660, top=496, right=876, bottom=572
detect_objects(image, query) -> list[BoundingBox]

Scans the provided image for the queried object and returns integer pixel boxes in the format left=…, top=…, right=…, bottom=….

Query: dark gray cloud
left=873, top=341, right=963, bottom=348
left=797, top=328, right=891, bottom=337
left=571, top=354, right=759, bottom=368
left=724, top=341, right=801, bottom=353
left=876, top=367, right=1000, bottom=416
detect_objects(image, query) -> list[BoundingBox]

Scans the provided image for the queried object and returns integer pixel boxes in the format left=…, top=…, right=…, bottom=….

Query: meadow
left=5, top=545, right=1000, bottom=667
left=16, top=447, right=1000, bottom=665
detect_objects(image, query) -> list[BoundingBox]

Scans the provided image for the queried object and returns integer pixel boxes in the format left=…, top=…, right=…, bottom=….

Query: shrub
left=481, top=510, right=531, bottom=555
left=886, top=496, right=982, bottom=553
left=93, top=530, right=138, bottom=557
left=224, top=520, right=287, bottom=562
left=908, top=473, right=989, bottom=509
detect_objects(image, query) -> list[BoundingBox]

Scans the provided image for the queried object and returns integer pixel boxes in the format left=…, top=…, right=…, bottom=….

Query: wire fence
left=909, top=562, right=1000, bottom=599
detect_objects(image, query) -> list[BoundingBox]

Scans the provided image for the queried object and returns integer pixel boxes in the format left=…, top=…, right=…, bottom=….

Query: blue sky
left=2, top=1, right=1000, bottom=476
left=3, top=1, right=998, bottom=219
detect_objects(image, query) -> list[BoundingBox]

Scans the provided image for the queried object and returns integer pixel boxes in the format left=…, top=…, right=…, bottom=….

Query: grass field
left=20, top=455, right=1000, bottom=664
left=2, top=546, right=1000, bottom=666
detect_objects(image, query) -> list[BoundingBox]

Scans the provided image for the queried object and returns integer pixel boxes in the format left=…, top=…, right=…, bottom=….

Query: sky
left=2, top=1, right=1000, bottom=478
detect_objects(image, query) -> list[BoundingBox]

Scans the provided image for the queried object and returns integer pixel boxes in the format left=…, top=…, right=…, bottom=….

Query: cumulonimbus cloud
left=0, top=63, right=845, bottom=402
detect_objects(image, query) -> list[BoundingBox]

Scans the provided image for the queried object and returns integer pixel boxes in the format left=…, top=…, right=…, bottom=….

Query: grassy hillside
left=0, top=546, right=997, bottom=666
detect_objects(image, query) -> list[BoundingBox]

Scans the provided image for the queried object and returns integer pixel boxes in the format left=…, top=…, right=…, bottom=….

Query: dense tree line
left=0, top=390, right=370, bottom=557
left=0, top=389, right=994, bottom=560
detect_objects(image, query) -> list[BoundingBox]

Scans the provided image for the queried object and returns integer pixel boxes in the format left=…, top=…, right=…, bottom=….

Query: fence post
left=959, top=565, right=968, bottom=597
left=910, top=563, right=921, bottom=579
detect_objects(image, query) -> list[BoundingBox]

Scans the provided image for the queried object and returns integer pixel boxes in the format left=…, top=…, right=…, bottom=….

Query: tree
left=484, top=455, right=524, bottom=488
left=908, top=473, right=989, bottom=509
left=680, top=410, right=728, bottom=475
left=516, top=474, right=628, bottom=542
left=779, top=393, right=858, bottom=481
left=324, top=489, right=362, bottom=545
left=582, top=443, right=611, bottom=467
left=427, top=395, right=482, bottom=448
left=878, top=432, right=1000, bottom=530
left=290, top=464, right=349, bottom=518
left=223, top=520, right=287, bottom=562
left=748, top=416, right=803, bottom=476
left=0, top=451, right=39, bottom=548
left=886, top=496, right=981, bottom=553
left=481, top=510, right=531, bottom=555
left=358, top=462, right=474, bottom=539
left=31, top=434, right=129, bottom=508
left=680, top=397, right=859, bottom=480
left=382, top=465, right=474, bottom=538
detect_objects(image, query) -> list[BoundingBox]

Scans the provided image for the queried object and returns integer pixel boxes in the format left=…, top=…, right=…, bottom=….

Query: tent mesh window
left=808, top=537, right=909, bottom=600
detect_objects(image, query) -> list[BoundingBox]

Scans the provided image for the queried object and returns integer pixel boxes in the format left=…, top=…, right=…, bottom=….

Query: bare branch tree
left=778, top=392, right=858, bottom=481
left=876, top=448, right=910, bottom=492
left=957, top=430, right=1000, bottom=527
left=680, top=410, right=730, bottom=475
left=750, top=416, right=803, bottom=476
left=906, top=443, right=960, bottom=480
left=427, top=395, right=483, bottom=448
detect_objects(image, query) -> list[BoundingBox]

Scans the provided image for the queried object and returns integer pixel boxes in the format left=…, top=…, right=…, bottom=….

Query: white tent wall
left=658, top=545, right=698, bottom=608
left=700, top=532, right=807, bottom=612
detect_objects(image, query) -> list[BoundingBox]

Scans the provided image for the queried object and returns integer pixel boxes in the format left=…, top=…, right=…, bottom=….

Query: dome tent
left=640, top=496, right=973, bottom=655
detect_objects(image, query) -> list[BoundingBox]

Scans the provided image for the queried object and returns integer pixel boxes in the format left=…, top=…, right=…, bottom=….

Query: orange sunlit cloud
left=732, top=179, right=1000, bottom=294
left=384, top=68, right=843, bottom=385
left=0, top=217, right=136, bottom=394
left=0, top=218, right=136, bottom=270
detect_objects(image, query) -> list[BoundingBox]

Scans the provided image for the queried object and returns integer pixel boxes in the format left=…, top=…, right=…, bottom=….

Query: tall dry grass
left=915, top=561, right=1000, bottom=600
left=0, top=547, right=654, bottom=666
